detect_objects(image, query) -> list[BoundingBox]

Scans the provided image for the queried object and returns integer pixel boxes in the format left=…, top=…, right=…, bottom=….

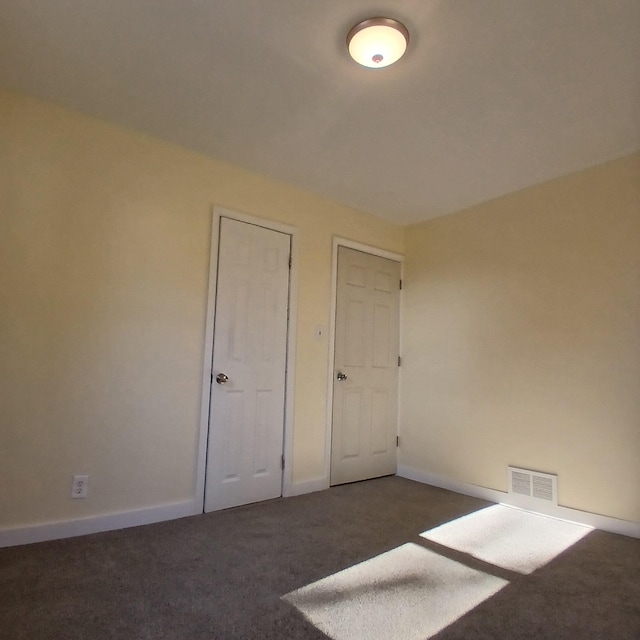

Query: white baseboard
left=0, top=499, right=200, bottom=548
left=398, top=464, right=640, bottom=539
left=7, top=469, right=635, bottom=548
left=1, top=477, right=330, bottom=548
left=284, top=477, right=328, bottom=497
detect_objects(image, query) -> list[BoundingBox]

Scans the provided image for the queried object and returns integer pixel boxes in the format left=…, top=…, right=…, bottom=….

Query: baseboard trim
left=6, top=470, right=635, bottom=547
left=397, top=465, right=640, bottom=539
left=0, top=499, right=200, bottom=548
left=284, top=477, right=328, bottom=497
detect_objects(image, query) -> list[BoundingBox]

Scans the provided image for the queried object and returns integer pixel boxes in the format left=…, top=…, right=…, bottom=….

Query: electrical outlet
left=71, top=475, right=89, bottom=499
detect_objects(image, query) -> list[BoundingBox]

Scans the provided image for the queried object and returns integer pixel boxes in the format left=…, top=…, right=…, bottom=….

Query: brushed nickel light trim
left=347, top=17, right=409, bottom=68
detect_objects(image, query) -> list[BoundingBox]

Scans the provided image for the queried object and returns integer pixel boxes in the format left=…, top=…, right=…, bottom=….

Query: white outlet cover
left=71, top=474, right=89, bottom=499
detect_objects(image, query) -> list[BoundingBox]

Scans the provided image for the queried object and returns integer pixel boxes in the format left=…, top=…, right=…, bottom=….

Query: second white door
left=204, top=217, right=291, bottom=512
left=331, top=246, right=401, bottom=485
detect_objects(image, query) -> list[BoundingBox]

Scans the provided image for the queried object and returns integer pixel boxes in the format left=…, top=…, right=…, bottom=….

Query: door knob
left=336, top=372, right=348, bottom=381
left=215, top=372, right=229, bottom=385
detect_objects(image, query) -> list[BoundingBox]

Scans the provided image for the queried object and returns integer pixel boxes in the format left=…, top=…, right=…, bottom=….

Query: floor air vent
left=508, top=466, right=558, bottom=506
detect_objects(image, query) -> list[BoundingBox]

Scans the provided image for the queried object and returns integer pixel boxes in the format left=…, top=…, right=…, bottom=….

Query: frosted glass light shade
left=347, top=18, right=409, bottom=68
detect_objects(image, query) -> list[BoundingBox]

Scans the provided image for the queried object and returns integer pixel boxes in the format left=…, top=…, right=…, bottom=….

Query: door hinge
left=399, top=279, right=403, bottom=290
left=281, top=455, right=285, bottom=470
left=396, top=435, right=400, bottom=447
left=398, top=355, right=402, bottom=367
left=288, top=255, right=292, bottom=269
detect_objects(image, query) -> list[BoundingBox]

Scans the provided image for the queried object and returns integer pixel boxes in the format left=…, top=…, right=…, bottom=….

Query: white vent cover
left=508, top=466, right=558, bottom=506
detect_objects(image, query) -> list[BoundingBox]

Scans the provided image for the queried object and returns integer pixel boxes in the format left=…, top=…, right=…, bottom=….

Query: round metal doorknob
left=215, top=372, right=229, bottom=385
left=336, top=372, right=348, bottom=381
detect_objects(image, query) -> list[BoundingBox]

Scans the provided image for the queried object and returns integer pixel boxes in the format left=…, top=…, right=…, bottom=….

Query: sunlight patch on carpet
left=284, top=542, right=507, bottom=640
left=421, top=504, right=593, bottom=574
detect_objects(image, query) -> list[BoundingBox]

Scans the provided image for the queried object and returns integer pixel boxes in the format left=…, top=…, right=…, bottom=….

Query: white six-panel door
left=204, top=217, right=290, bottom=511
left=331, top=246, right=401, bottom=485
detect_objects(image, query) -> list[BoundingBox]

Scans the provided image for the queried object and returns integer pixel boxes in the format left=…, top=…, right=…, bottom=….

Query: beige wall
left=0, top=88, right=403, bottom=529
left=401, top=153, right=640, bottom=523
left=3, top=85, right=637, bottom=533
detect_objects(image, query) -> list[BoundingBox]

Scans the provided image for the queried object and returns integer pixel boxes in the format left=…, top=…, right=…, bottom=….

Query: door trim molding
left=323, top=238, right=404, bottom=487
left=196, top=206, right=298, bottom=510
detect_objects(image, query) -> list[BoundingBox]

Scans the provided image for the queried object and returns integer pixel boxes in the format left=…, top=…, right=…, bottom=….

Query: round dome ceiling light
left=347, top=17, right=409, bottom=68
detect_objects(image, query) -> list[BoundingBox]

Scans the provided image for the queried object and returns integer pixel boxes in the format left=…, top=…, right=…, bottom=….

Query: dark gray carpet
left=1, top=477, right=638, bottom=639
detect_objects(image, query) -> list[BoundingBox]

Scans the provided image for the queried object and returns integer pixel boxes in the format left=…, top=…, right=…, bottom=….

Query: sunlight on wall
left=421, top=504, right=593, bottom=574
left=284, top=542, right=508, bottom=640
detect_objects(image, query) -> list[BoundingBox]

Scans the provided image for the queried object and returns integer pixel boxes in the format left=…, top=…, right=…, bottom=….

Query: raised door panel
left=205, top=217, right=290, bottom=511
left=331, top=246, right=400, bottom=485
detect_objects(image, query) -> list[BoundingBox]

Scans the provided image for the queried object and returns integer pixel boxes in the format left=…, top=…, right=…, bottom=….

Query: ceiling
left=1, top=1, right=638, bottom=225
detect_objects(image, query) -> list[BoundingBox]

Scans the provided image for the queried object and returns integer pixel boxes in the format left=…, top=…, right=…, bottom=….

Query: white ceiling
left=1, top=1, right=638, bottom=225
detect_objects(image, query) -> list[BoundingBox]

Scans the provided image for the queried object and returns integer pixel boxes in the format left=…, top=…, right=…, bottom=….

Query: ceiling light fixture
left=347, top=17, right=409, bottom=68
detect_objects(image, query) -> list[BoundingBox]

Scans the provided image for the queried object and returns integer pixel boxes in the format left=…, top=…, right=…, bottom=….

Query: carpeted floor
left=1, top=476, right=638, bottom=640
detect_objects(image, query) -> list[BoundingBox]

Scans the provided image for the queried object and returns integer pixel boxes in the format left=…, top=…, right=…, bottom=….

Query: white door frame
left=323, top=237, right=404, bottom=487
left=195, top=206, right=298, bottom=510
